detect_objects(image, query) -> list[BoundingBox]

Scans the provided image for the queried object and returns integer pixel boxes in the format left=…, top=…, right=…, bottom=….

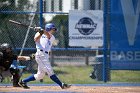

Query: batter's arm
left=34, top=27, right=51, bottom=41
left=34, top=30, right=51, bottom=42
left=34, top=32, right=42, bottom=42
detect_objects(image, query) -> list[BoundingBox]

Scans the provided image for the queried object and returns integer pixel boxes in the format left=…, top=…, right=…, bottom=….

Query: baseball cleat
left=18, top=80, right=30, bottom=89
left=61, top=83, right=71, bottom=89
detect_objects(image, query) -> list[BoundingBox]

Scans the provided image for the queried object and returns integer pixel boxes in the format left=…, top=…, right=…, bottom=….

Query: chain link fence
left=0, top=0, right=104, bottom=63
left=0, top=0, right=107, bottom=83
left=2, top=0, right=139, bottom=84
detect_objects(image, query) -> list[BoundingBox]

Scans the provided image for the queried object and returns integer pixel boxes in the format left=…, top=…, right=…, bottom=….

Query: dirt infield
left=0, top=85, right=140, bottom=93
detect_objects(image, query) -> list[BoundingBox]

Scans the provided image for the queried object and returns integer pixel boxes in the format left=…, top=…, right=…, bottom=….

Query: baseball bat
left=9, top=20, right=34, bottom=29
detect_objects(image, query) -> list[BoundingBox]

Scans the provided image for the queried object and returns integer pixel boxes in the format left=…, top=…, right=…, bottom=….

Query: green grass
left=111, top=70, right=140, bottom=82
left=2, top=66, right=140, bottom=84
left=21, top=66, right=100, bottom=84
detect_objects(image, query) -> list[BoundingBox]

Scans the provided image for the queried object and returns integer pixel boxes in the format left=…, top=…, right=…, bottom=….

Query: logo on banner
left=121, top=0, right=140, bottom=46
left=75, top=17, right=97, bottom=35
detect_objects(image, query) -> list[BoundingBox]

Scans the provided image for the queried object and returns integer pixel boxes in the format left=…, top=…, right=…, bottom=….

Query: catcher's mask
left=45, top=23, right=57, bottom=32
left=0, top=43, right=13, bottom=56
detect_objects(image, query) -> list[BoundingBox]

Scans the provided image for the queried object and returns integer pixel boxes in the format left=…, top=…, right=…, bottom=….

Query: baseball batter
left=18, top=23, right=71, bottom=89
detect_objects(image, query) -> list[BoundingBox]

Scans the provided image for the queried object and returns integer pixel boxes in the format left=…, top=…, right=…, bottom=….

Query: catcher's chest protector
left=1, top=53, right=15, bottom=71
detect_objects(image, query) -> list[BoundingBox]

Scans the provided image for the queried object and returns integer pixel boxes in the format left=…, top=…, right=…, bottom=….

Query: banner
left=110, top=0, right=140, bottom=70
left=69, top=10, right=103, bottom=48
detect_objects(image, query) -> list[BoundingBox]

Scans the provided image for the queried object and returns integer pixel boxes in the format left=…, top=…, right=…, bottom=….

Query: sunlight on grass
left=2, top=66, right=140, bottom=84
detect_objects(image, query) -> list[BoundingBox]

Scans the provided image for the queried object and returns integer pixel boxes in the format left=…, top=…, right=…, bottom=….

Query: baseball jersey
left=35, top=33, right=55, bottom=52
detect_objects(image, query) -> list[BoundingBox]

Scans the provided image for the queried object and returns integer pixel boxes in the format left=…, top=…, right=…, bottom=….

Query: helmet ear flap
left=46, top=28, right=51, bottom=31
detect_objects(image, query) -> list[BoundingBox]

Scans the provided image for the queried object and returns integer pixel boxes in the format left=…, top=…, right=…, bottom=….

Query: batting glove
left=34, top=27, right=44, bottom=35
left=34, top=27, right=42, bottom=31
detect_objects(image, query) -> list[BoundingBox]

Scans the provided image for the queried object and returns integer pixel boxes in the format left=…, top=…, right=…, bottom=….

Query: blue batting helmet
left=45, top=23, right=57, bottom=32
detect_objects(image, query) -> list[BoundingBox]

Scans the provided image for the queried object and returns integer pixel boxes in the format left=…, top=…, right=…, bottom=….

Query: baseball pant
left=34, top=50, right=54, bottom=80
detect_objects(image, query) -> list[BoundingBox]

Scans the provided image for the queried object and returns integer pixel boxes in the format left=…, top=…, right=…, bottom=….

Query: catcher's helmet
left=0, top=43, right=12, bottom=51
left=45, top=23, right=57, bottom=32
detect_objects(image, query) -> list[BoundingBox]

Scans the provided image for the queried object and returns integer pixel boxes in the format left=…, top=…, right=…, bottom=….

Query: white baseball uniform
left=34, top=33, right=55, bottom=80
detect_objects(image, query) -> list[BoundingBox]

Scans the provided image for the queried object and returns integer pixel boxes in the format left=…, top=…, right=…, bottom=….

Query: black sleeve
left=13, top=54, right=18, bottom=60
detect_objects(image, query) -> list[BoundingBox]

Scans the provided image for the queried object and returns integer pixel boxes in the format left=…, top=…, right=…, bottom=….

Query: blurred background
left=0, top=0, right=140, bottom=84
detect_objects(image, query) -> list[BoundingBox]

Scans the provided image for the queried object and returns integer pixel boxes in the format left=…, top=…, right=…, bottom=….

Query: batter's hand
left=34, top=27, right=42, bottom=31
left=34, top=27, right=44, bottom=35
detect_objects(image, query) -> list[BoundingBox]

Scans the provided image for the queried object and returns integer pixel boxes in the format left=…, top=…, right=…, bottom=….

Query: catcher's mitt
left=29, top=53, right=35, bottom=60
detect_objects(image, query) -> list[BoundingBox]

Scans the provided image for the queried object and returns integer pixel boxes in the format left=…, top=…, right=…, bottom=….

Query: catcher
left=0, top=43, right=31, bottom=87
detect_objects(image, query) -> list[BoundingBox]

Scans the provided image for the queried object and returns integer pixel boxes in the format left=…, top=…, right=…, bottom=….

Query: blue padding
left=111, top=62, right=140, bottom=70
left=17, top=66, right=26, bottom=69
left=11, top=60, right=26, bottom=69
left=14, top=48, right=103, bottom=51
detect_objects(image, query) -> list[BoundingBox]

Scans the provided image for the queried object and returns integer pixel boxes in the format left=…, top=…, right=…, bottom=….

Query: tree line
left=0, top=0, right=69, bottom=49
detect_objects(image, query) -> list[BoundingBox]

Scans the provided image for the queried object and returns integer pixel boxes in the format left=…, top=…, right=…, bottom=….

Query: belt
left=40, top=49, right=48, bottom=54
